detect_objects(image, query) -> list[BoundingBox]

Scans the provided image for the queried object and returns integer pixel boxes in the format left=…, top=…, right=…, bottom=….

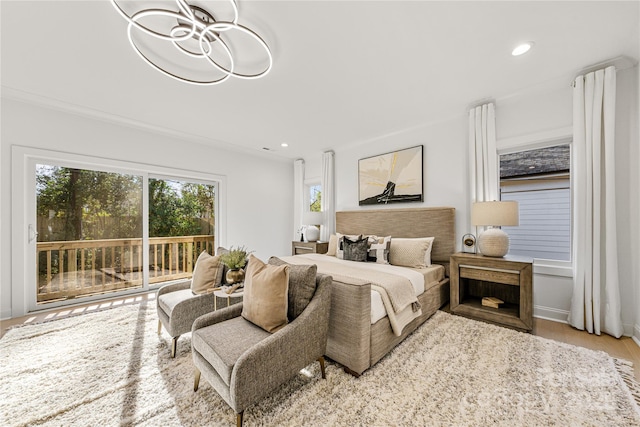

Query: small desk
left=213, top=289, right=244, bottom=311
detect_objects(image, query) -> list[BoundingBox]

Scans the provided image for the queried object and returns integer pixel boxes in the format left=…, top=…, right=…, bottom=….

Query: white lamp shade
left=303, top=211, right=323, bottom=226
left=471, top=201, right=519, bottom=257
left=471, top=201, right=519, bottom=227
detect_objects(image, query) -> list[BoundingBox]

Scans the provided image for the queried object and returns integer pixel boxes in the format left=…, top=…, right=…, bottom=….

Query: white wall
left=1, top=98, right=294, bottom=319
left=332, top=114, right=469, bottom=247
left=305, top=66, right=639, bottom=336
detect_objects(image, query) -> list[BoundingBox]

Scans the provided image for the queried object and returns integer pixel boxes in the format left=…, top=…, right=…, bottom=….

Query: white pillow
left=389, top=237, right=435, bottom=268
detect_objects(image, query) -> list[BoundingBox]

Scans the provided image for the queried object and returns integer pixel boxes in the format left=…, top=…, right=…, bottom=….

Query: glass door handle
left=28, top=224, right=39, bottom=243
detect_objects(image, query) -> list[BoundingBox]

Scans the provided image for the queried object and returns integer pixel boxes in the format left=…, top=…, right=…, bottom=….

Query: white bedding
left=279, top=253, right=444, bottom=325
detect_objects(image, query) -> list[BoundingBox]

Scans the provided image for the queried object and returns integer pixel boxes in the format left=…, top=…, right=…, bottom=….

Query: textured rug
left=2, top=303, right=640, bottom=427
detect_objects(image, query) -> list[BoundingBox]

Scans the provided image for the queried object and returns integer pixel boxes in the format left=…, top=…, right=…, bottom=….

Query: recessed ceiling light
left=512, top=42, right=534, bottom=56
left=281, top=143, right=289, bottom=148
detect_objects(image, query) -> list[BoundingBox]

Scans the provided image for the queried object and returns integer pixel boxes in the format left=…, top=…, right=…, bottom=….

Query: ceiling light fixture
left=512, top=42, right=534, bottom=56
left=110, top=0, right=272, bottom=85
left=281, top=143, right=289, bottom=148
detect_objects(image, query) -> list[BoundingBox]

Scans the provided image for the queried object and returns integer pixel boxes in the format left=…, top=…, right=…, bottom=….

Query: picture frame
left=358, top=145, right=423, bottom=206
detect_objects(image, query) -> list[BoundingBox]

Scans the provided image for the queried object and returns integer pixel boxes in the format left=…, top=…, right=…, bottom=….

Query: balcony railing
left=36, top=235, right=215, bottom=303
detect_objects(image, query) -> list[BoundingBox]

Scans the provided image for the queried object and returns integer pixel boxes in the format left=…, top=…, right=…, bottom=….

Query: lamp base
left=477, top=228, right=510, bottom=257
left=305, top=225, right=320, bottom=242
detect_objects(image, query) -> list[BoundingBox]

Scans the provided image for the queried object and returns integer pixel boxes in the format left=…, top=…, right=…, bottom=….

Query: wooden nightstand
left=291, top=241, right=328, bottom=255
left=450, top=253, right=533, bottom=332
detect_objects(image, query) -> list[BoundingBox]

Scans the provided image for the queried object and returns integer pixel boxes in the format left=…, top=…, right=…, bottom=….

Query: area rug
left=2, top=303, right=639, bottom=427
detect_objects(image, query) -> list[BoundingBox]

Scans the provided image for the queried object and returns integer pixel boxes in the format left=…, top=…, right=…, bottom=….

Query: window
left=500, top=145, right=571, bottom=261
left=309, top=183, right=321, bottom=212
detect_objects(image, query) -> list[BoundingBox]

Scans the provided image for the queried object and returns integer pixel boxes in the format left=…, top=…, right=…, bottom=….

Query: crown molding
left=1, top=86, right=291, bottom=163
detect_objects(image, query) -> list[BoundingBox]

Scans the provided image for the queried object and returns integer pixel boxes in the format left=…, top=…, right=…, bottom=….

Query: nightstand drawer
left=291, top=241, right=328, bottom=255
left=459, top=266, right=520, bottom=286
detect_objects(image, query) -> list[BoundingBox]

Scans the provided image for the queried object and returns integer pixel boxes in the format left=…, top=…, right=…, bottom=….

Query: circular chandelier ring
left=170, top=26, right=217, bottom=58
left=111, top=1, right=198, bottom=42
left=201, top=22, right=273, bottom=79
left=127, top=22, right=234, bottom=86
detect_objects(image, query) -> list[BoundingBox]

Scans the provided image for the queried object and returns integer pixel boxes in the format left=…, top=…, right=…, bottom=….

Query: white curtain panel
left=468, top=102, right=498, bottom=238
left=320, top=151, right=335, bottom=241
left=568, top=66, right=623, bottom=338
left=468, top=102, right=498, bottom=203
left=293, top=159, right=305, bottom=241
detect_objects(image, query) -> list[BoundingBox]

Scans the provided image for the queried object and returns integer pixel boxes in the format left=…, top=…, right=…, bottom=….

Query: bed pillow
left=343, top=236, right=369, bottom=262
left=366, top=235, right=391, bottom=264
left=326, top=234, right=338, bottom=256
left=241, top=255, right=290, bottom=333
left=268, top=256, right=318, bottom=320
left=389, top=237, right=435, bottom=268
left=336, top=233, right=362, bottom=259
left=190, top=251, right=224, bottom=294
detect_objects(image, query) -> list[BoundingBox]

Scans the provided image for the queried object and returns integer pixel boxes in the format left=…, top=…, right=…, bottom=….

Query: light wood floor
left=2, top=295, right=640, bottom=381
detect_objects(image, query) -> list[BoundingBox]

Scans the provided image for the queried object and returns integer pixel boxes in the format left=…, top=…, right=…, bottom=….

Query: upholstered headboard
left=335, top=207, right=456, bottom=272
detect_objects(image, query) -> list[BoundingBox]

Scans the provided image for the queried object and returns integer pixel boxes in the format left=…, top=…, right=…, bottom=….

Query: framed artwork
left=358, top=145, right=423, bottom=206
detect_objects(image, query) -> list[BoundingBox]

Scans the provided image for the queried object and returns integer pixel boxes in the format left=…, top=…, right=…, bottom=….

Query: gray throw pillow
left=343, top=236, right=368, bottom=262
left=268, top=256, right=317, bottom=320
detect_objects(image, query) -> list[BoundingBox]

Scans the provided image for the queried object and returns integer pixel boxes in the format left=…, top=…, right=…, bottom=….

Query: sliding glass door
left=36, top=164, right=144, bottom=304
left=148, top=177, right=216, bottom=285
left=24, top=155, right=219, bottom=311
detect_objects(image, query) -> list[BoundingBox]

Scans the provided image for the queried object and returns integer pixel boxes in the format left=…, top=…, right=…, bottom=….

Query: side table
left=213, top=288, right=244, bottom=311
left=291, top=241, right=329, bottom=255
left=450, top=252, right=533, bottom=332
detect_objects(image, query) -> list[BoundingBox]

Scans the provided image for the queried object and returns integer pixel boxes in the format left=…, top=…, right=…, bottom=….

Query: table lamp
left=471, top=201, right=519, bottom=257
left=302, top=211, right=323, bottom=242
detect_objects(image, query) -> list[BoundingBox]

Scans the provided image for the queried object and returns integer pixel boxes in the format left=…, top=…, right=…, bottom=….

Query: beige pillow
left=389, top=237, right=435, bottom=268
left=191, top=251, right=224, bottom=294
left=326, top=234, right=338, bottom=256
left=242, top=255, right=290, bottom=333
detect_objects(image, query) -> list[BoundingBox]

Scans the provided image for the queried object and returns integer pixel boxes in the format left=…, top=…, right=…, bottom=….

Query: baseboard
left=533, top=305, right=569, bottom=323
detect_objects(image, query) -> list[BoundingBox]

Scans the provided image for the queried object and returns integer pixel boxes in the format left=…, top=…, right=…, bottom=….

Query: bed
left=280, top=207, right=456, bottom=376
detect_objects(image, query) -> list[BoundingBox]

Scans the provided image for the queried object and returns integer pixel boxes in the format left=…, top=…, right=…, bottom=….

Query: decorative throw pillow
left=367, top=235, right=391, bottom=264
left=336, top=233, right=362, bottom=259
left=190, top=251, right=224, bottom=294
left=343, top=236, right=369, bottom=262
left=326, top=234, right=338, bottom=256
left=241, top=255, right=290, bottom=333
left=216, top=246, right=231, bottom=283
left=389, top=237, right=435, bottom=268
left=268, top=256, right=317, bottom=320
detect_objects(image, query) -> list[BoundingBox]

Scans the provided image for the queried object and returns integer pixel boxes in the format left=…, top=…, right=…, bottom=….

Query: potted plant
left=220, top=245, right=253, bottom=284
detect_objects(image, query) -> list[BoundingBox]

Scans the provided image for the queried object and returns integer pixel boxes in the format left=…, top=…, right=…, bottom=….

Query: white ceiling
left=2, top=1, right=639, bottom=160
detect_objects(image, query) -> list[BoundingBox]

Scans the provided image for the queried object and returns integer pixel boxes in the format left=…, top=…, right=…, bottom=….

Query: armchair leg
left=318, top=357, right=326, bottom=379
left=171, top=336, right=178, bottom=358
left=236, top=412, right=243, bottom=427
left=194, top=368, right=201, bottom=392
left=157, top=319, right=162, bottom=335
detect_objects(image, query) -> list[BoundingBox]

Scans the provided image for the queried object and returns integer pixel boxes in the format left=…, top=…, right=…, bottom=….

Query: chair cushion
left=158, top=289, right=196, bottom=316
left=241, top=255, right=289, bottom=333
left=268, top=256, right=317, bottom=320
left=192, top=316, right=271, bottom=387
left=191, top=251, right=224, bottom=294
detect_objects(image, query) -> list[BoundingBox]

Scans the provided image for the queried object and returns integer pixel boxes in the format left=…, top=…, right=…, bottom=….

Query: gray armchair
left=156, top=280, right=216, bottom=357
left=191, top=273, right=332, bottom=427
